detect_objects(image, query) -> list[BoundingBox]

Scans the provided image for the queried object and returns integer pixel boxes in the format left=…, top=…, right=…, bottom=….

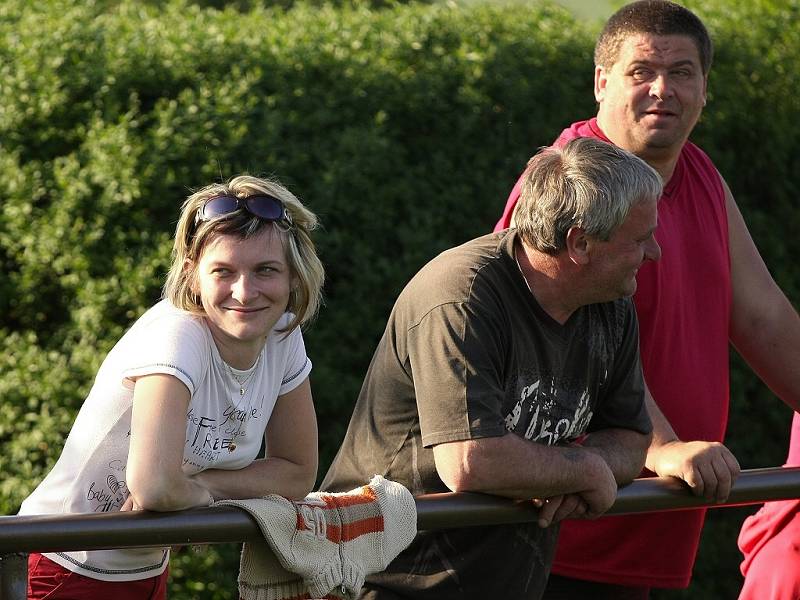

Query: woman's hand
left=120, top=495, right=140, bottom=512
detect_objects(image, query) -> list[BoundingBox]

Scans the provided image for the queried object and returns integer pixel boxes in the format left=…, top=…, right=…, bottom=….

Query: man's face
left=586, top=197, right=661, bottom=301
left=595, top=33, right=708, bottom=161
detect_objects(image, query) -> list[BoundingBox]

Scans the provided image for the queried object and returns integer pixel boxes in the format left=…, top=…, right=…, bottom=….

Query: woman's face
left=193, top=227, right=294, bottom=365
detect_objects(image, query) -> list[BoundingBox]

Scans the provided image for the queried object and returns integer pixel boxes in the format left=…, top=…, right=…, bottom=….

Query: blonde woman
left=20, top=175, right=324, bottom=599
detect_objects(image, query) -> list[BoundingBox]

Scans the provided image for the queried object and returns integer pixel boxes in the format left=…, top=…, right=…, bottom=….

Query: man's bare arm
left=725, top=176, right=800, bottom=408
left=432, top=433, right=620, bottom=521
left=644, top=382, right=740, bottom=502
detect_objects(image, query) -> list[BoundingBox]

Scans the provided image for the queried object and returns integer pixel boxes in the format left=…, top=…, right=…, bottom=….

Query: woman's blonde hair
left=164, top=175, right=324, bottom=332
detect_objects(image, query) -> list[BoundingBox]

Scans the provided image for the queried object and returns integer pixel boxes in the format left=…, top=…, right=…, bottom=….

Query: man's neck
left=515, top=242, right=582, bottom=325
left=594, top=116, right=682, bottom=184
left=636, top=149, right=679, bottom=184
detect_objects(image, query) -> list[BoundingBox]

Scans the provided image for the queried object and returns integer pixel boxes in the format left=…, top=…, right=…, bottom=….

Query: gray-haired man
left=323, top=137, right=661, bottom=599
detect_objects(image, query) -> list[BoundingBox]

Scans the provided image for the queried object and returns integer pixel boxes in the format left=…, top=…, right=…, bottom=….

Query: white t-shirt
left=19, top=299, right=312, bottom=581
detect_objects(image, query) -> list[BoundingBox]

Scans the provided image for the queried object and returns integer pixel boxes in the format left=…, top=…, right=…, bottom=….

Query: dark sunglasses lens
left=201, top=196, right=240, bottom=220
left=244, top=196, right=285, bottom=221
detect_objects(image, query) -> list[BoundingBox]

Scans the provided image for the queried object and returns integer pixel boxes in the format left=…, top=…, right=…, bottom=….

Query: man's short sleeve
left=407, top=300, right=509, bottom=448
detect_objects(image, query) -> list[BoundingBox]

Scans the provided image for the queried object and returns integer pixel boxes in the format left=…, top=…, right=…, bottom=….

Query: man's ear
left=594, top=65, right=608, bottom=103
left=566, top=227, right=590, bottom=265
left=702, top=73, right=708, bottom=107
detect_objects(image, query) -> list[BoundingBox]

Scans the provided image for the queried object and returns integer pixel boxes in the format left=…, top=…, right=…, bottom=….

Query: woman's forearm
left=195, top=455, right=317, bottom=501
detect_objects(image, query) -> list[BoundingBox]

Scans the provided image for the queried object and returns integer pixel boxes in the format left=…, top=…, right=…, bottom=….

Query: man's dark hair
left=595, top=0, right=713, bottom=74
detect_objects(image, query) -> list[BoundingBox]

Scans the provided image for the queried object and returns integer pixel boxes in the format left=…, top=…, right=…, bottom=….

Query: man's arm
left=725, top=176, right=800, bottom=408
left=643, top=383, right=741, bottom=502
left=432, top=432, right=621, bottom=521
left=644, top=176, right=800, bottom=503
left=580, top=426, right=652, bottom=485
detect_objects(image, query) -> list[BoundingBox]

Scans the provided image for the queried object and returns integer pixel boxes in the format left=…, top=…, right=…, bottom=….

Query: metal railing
left=2, top=466, right=799, bottom=599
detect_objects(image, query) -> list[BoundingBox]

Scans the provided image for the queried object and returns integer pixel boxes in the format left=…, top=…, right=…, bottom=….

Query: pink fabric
left=27, top=553, right=168, bottom=600
left=496, top=119, right=732, bottom=588
left=787, top=412, right=800, bottom=466
left=737, top=412, right=800, bottom=600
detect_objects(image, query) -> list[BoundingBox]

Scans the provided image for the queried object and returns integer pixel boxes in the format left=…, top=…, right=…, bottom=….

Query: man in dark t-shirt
left=321, top=138, right=660, bottom=599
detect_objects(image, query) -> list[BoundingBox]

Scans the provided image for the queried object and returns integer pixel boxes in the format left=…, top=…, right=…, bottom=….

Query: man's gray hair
left=513, top=137, right=663, bottom=254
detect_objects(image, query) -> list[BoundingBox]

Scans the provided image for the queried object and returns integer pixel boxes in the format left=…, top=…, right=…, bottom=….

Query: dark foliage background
left=0, top=0, right=797, bottom=597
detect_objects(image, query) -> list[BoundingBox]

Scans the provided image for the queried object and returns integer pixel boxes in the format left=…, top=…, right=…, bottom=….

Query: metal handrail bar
left=1, top=466, right=799, bottom=554
left=416, top=465, right=800, bottom=529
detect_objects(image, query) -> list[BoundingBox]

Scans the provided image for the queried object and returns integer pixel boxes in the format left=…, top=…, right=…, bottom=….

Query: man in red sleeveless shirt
left=495, top=1, right=800, bottom=598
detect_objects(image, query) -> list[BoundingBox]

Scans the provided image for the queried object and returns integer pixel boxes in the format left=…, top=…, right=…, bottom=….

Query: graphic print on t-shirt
left=182, top=392, right=266, bottom=471
left=82, top=415, right=133, bottom=513
left=504, top=374, right=595, bottom=446
left=86, top=468, right=129, bottom=513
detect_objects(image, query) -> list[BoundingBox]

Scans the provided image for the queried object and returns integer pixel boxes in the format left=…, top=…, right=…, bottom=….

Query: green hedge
left=0, top=1, right=797, bottom=598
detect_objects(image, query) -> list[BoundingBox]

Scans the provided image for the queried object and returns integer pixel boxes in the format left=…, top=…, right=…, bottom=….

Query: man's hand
left=647, top=439, right=740, bottom=502
left=533, top=494, right=587, bottom=527
left=533, top=457, right=618, bottom=527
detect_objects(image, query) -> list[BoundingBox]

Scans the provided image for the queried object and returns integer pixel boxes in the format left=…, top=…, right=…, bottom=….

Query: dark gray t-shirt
left=322, top=230, right=651, bottom=599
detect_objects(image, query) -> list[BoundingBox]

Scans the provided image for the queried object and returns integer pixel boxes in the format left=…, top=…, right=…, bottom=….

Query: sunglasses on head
left=194, top=194, right=293, bottom=228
